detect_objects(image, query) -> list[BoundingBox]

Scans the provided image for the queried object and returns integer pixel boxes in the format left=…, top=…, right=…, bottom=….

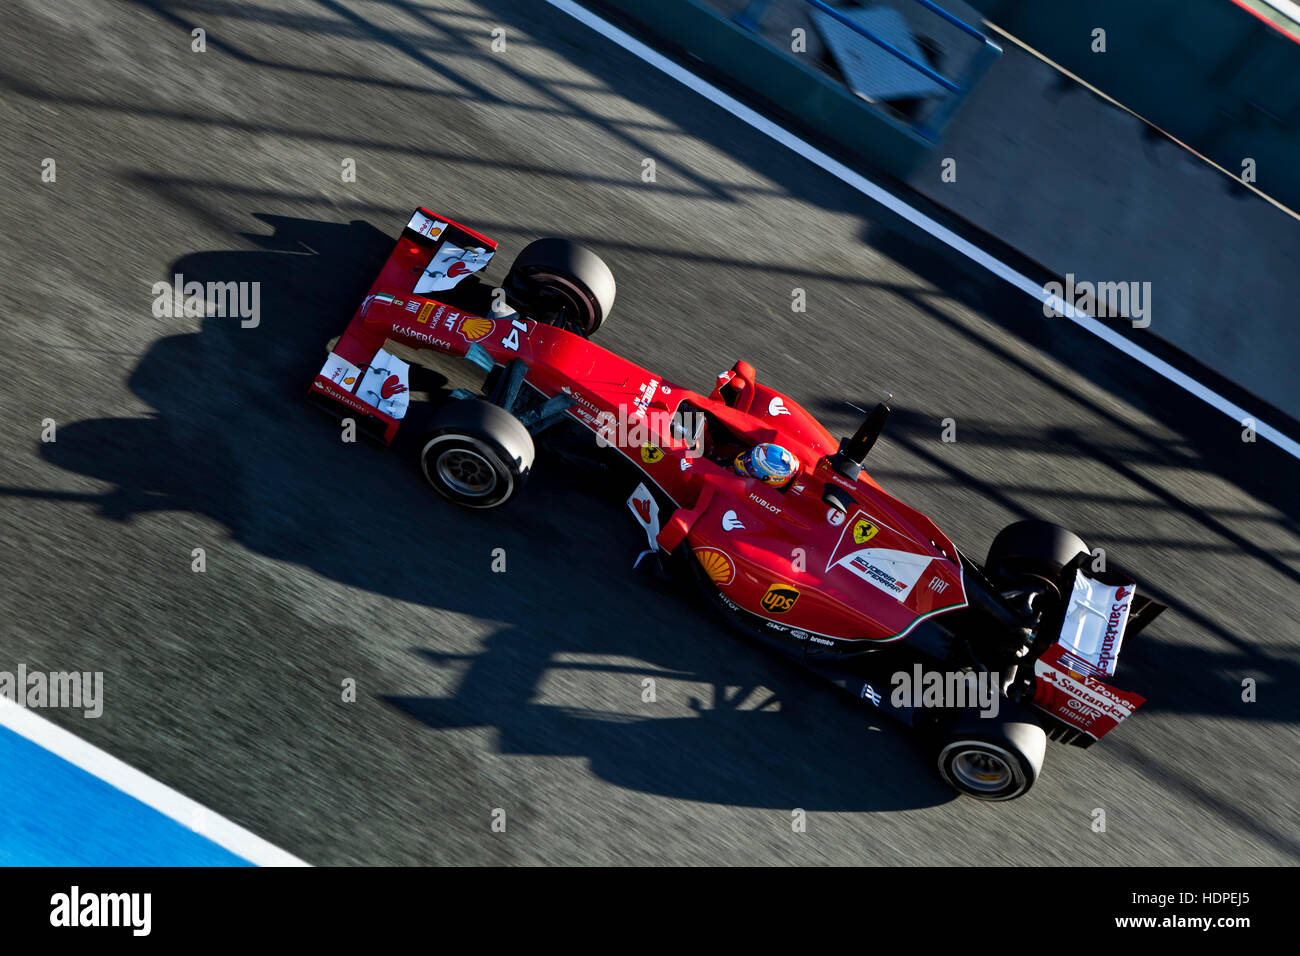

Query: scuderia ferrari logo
left=853, top=519, right=879, bottom=544
left=640, top=443, right=664, bottom=465
left=760, top=584, right=800, bottom=614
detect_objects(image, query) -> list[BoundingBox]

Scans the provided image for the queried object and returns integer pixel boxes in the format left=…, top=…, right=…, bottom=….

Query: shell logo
left=694, top=547, right=735, bottom=587
left=343, top=376, right=356, bottom=386
left=459, top=317, right=494, bottom=342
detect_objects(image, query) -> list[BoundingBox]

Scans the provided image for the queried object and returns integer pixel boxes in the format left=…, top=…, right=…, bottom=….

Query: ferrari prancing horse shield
left=852, top=519, right=879, bottom=545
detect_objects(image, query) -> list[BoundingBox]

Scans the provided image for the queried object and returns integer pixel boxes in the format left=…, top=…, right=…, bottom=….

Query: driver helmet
left=734, top=443, right=800, bottom=489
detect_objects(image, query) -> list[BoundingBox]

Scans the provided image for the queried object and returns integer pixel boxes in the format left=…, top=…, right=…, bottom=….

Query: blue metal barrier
left=733, top=0, right=1001, bottom=140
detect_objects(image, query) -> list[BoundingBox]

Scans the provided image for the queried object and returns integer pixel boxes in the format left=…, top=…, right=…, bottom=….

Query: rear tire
left=936, top=704, right=1047, bottom=801
left=985, top=519, right=1089, bottom=603
left=419, top=399, right=534, bottom=509
left=503, top=238, right=615, bottom=337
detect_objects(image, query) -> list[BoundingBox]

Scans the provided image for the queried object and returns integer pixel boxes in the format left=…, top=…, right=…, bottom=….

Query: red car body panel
left=312, top=216, right=967, bottom=644
left=308, top=209, right=1151, bottom=746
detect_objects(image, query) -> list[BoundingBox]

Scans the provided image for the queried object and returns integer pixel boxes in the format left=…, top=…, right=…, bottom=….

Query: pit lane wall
left=595, top=0, right=934, bottom=178
left=595, top=0, right=1300, bottom=423
left=967, top=0, right=1300, bottom=216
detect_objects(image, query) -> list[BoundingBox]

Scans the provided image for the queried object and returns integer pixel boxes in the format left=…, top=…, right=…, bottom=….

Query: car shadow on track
left=24, top=213, right=953, bottom=813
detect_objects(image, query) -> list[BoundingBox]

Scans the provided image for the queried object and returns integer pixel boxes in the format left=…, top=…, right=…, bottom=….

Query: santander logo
left=447, top=261, right=471, bottom=278
left=380, top=375, right=408, bottom=399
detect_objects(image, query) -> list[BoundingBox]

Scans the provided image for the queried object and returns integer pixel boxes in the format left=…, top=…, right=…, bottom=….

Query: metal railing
left=733, top=0, right=1001, bottom=139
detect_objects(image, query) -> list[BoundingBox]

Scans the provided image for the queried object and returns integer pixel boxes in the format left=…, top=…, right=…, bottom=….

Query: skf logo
left=852, top=519, right=879, bottom=544
left=760, top=584, right=800, bottom=614
left=641, top=444, right=664, bottom=465
left=927, top=577, right=949, bottom=594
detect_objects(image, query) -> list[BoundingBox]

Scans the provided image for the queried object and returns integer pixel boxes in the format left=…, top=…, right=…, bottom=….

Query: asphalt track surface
left=1, top=0, right=1297, bottom=866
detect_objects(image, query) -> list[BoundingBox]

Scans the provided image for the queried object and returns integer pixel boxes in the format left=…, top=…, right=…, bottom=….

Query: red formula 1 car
left=309, top=208, right=1166, bottom=800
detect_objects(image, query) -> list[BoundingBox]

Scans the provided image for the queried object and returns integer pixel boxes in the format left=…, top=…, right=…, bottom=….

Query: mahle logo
left=760, top=584, right=800, bottom=614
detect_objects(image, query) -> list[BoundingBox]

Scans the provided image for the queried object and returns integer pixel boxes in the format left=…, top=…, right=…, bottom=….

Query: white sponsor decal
left=1034, top=659, right=1138, bottom=720
left=722, top=510, right=745, bottom=531
left=633, top=379, right=660, bottom=414
left=415, top=241, right=493, bottom=294
left=356, top=348, right=411, bottom=420
left=768, top=396, right=789, bottom=416
left=827, top=508, right=846, bottom=526
left=860, top=683, right=882, bottom=706
left=831, top=547, right=933, bottom=601
left=406, top=211, right=448, bottom=239
left=1059, top=571, right=1135, bottom=677
left=320, top=353, right=363, bottom=391
left=626, top=483, right=661, bottom=553
left=927, top=577, right=949, bottom=594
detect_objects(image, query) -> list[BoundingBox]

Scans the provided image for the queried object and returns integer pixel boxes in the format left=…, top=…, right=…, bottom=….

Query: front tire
left=419, top=399, right=534, bottom=509
left=937, top=705, right=1047, bottom=801
left=503, top=238, right=615, bottom=337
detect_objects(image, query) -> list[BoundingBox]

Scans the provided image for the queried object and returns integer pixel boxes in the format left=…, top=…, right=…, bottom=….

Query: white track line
left=0, top=699, right=309, bottom=866
left=544, top=0, right=1300, bottom=462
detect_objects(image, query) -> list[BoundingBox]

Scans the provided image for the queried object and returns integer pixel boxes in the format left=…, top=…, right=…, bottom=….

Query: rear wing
left=1028, top=559, right=1164, bottom=746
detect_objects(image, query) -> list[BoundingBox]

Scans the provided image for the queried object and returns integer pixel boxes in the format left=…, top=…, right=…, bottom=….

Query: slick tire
left=936, top=703, right=1047, bottom=801
left=503, top=238, right=615, bottom=337
left=984, top=519, right=1089, bottom=601
left=419, top=399, right=534, bottom=509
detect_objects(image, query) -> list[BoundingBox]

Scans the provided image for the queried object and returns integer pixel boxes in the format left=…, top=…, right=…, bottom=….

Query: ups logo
left=760, top=584, right=800, bottom=614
